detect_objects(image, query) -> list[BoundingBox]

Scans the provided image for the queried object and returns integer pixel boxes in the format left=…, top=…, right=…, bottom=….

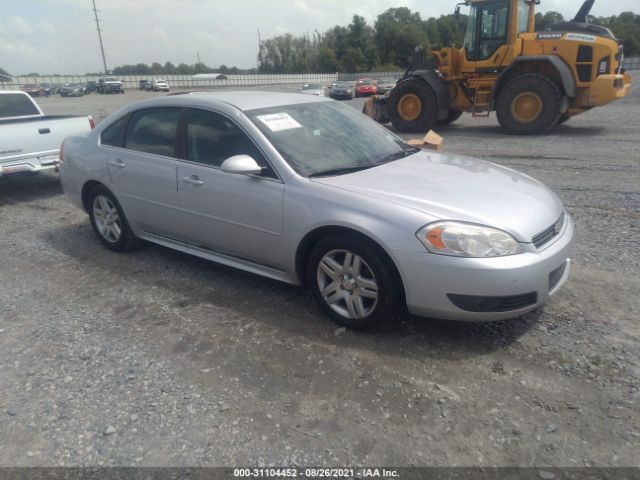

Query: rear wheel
left=388, top=80, right=437, bottom=133
left=496, top=74, right=562, bottom=135
left=557, top=113, right=571, bottom=125
left=307, top=235, right=401, bottom=330
left=87, top=185, right=140, bottom=252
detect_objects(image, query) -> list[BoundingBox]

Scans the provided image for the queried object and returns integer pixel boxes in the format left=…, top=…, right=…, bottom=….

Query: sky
left=0, top=0, right=637, bottom=75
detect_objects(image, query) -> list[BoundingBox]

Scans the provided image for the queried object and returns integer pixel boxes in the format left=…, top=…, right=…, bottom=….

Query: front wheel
left=496, top=74, right=562, bottom=135
left=307, top=235, right=401, bottom=330
left=437, top=109, right=463, bottom=126
left=387, top=80, right=437, bottom=133
left=88, top=185, right=140, bottom=252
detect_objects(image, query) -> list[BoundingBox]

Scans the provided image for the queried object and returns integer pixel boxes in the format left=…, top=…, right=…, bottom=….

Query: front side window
left=185, top=108, right=275, bottom=177
left=124, top=108, right=181, bottom=157
left=465, top=1, right=509, bottom=61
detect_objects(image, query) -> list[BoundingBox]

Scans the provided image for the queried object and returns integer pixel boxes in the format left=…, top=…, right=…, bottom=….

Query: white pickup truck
left=0, top=90, right=94, bottom=177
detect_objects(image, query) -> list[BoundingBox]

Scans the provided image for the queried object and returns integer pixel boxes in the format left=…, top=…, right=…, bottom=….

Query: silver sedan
left=59, top=92, right=574, bottom=329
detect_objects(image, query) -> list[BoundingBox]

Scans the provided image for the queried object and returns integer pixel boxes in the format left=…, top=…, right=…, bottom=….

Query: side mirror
left=220, top=155, right=264, bottom=176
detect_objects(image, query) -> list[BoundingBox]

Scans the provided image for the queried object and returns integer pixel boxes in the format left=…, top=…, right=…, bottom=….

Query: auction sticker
left=256, top=113, right=302, bottom=132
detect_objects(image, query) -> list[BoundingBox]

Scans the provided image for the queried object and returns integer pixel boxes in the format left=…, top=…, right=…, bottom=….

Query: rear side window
left=0, top=94, right=39, bottom=118
left=124, top=108, right=181, bottom=157
left=100, top=115, right=128, bottom=147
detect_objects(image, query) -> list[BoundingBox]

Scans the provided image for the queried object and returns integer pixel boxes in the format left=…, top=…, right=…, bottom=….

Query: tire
left=87, top=185, right=140, bottom=252
left=387, top=79, right=437, bottom=133
left=557, top=113, right=571, bottom=125
left=307, top=235, right=401, bottom=330
left=437, top=109, right=463, bottom=126
left=496, top=74, right=562, bottom=135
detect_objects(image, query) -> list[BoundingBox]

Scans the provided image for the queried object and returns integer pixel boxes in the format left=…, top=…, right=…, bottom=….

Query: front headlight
left=416, top=221, right=523, bottom=258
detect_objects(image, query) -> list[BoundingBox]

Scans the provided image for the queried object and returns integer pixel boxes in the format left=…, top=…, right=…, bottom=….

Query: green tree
left=375, top=7, right=430, bottom=68
left=535, top=11, right=565, bottom=30
left=318, top=47, right=338, bottom=72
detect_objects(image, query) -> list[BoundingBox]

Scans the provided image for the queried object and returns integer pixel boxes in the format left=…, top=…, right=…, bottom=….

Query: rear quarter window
left=100, top=115, right=129, bottom=147
left=0, top=94, right=40, bottom=118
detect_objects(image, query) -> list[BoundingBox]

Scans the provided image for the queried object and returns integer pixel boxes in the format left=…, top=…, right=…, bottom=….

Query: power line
left=91, top=0, right=108, bottom=74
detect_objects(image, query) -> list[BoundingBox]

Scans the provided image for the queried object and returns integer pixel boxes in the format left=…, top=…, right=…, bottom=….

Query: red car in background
left=354, top=78, right=378, bottom=97
left=21, top=84, right=46, bottom=97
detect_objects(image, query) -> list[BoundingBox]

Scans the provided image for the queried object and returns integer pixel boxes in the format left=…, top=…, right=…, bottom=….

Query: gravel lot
left=1, top=79, right=639, bottom=468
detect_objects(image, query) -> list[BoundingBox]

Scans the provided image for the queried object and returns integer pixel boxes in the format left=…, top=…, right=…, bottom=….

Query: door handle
left=108, top=159, right=126, bottom=169
left=182, top=175, right=204, bottom=186
left=38, top=128, right=51, bottom=134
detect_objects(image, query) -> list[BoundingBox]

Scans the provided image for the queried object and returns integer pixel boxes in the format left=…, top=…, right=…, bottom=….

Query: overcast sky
left=0, top=0, right=637, bottom=75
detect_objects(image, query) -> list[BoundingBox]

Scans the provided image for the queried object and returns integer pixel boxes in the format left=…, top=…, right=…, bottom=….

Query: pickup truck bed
left=0, top=91, right=94, bottom=177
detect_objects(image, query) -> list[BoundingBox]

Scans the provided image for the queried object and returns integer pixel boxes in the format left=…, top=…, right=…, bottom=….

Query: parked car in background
left=139, top=80, right=151, bottom=90
left=21, top=84, right=46, bottom=97
left=86, top=81, right=98, bottom=93
left=58, top=92, right=573, bottom=330
left=300, top=83, right=324, bottom=96
left=98, top=77, right=125, bottom=94
left=376, top=77, right=398, bottom=95
left=39, top=83, right=54, bottom=96
left=60, top=83, right=85, bottom=97
left=0, top=91, right=94, bottom=177
left=329, top=82, right=354, bottom=100
left=355, top=78, right=378, bottom=97
left=152, top=80, right=170, bottom=92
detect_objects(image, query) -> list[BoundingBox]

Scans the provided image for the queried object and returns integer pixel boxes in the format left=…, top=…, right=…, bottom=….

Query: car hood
left=312, top=151, right=563, bottom=242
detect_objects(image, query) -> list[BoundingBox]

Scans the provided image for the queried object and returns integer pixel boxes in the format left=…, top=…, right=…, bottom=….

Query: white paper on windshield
left=256, top=113, right=302, bottom=132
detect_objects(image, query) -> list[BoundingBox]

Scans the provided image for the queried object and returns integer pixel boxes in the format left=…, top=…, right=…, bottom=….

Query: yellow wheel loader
left=366, top=0, right=632, bottom=135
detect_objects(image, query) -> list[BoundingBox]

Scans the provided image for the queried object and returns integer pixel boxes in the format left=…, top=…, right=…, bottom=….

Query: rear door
left=176, top=107, right=286, bottom=268
left=105, top=107, right=183, bottom=239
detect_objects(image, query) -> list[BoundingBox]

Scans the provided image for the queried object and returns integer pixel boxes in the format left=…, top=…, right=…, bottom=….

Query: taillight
left=89, top=116, right=95, bottom=129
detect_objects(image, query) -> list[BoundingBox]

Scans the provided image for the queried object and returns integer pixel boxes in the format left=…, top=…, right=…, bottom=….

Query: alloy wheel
left=92, top=195, right=122, bottom=243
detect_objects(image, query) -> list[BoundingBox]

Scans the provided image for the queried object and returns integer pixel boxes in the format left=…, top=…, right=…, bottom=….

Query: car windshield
left=334, top=82, right=351, bottom=88
left=104, top=77, right=118, bottom=81
left=302, top=84, right=322, bottom=90
left=358, top=79, right=374, bottom=85
left=247, top=101, right=419, bottom=177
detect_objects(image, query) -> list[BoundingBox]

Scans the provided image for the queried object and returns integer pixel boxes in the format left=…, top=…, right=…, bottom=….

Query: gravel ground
left=0, top=78, right=638, bottom=468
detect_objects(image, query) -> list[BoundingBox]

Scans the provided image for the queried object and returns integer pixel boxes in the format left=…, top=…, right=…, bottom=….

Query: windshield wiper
left=308, top=164, right=375, bottom=178
left=376, top=148, right=418, bottom=165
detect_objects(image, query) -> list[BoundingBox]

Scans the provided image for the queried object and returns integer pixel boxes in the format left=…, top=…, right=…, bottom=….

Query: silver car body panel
left=59, top=91, right=574, bottom=321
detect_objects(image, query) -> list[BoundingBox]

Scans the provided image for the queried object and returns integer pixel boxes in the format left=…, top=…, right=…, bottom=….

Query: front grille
left=549, top=263, right=566, bottom=291
left=448, top=292, right=538, bottom=313
left=577, top=64, right=592, bottom=83
left=532, top=213, right=565, bottom=249
left=577, top=45, right=593, bottom=63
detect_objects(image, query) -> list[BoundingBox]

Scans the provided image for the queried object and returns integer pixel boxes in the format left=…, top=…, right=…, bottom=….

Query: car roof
left=125, top=91, right=331, bottom=112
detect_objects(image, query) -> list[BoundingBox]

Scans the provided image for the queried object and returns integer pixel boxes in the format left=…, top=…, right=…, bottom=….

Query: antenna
left=92, top=0, right=108, bottom=74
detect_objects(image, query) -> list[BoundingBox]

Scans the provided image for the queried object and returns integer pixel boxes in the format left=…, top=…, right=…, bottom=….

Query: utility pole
left=197, top=52, right=201, bottom=64
left=92, top=0, right=108, bottom=74
left=257, top=28, right=262, bottom=71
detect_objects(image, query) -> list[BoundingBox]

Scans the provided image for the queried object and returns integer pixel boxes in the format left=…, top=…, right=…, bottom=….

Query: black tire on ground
left=495, top=74, right=563, bottom=135
left=557, top=113, right=571, bottom=125
left=387, top=80, right=438, bottom=133
left=87, top=185, right=140, bottom=252
left=307, top=234, right=402, bottom=330
left=437, top=109, right=463, bottom=126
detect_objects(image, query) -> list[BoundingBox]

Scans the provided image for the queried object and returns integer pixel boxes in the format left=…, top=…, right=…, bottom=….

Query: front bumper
left=578, top=73, right=632, bottom=107
left=392, top=214, right=575, bottom=321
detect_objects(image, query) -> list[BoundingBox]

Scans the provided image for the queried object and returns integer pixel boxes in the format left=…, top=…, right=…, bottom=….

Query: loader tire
left=437, top=109, right=463, bottom=126
left=557, top=113, right=571, bottom=125
left=388, top=80, right=437, bottom=133
left=496, top=74, right=562, bottom=135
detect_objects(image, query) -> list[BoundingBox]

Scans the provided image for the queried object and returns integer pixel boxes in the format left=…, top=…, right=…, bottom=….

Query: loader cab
left=461, top=0, right=535, bottom=64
